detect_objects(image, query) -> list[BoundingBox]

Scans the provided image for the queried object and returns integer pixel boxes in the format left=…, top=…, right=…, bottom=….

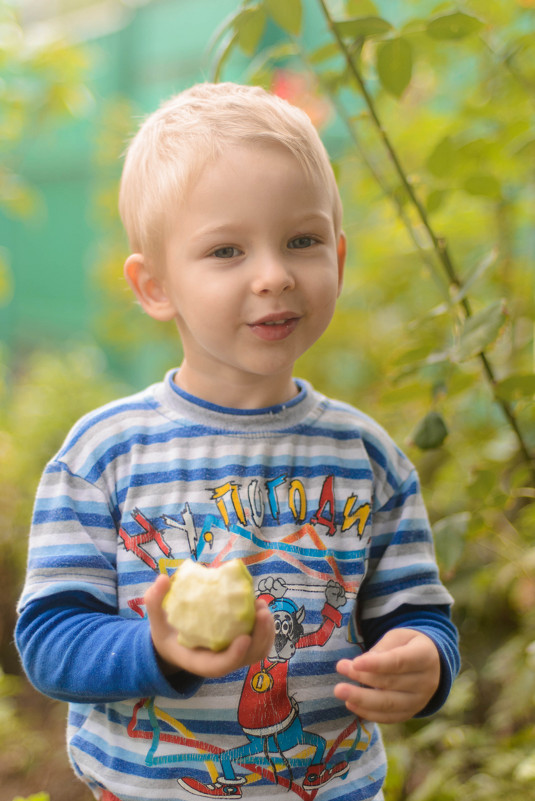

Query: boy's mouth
left=249, top=312, right=300, bottom=340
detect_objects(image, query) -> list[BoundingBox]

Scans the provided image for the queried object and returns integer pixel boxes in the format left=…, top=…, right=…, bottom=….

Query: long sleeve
left=13, top=375, right=461, bottom=800
left=15, top=590, right=203, bottom=703
left=354, top=445, right=459, bottom=717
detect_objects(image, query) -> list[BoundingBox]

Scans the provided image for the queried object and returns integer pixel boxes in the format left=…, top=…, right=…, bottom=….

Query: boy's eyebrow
left=190, top=223, right=241, bottom=242
left=288, top=211, right=333, bottom=227
left=190, top=212, right=334, bottom=242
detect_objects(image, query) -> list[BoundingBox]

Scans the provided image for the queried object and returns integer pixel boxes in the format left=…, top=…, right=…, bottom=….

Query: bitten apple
left=163, top=559, right=256, bottom=651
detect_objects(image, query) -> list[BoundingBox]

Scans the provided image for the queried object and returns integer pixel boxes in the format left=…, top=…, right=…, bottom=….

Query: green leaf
left=495, top=374, right=535, bottom=402
left=376, top=37, right=413, bottom=97
left=463, top=173, right=502, bottom=199
left=265, top=0, right=302, bottom=36
left=426, top=135, right=457, bottom=178
left=411, top=410, right=449, bottom=450
left=11, top=795, right=50, bottom=801
left=206, top=6, right=244, bottom=57
left=433, top=512, right=470, bottom=573
left=426, top=189, right=448, bottom=214
left=211, top=30, right=239, bottom=82
left=513, top=136, right=535, bottom=160
left=234, top=6, right=267, bottom=56
left=246, top=42, right=299, bottom=84
left=334, top=16, right=392, bottom=41
left=345, top=0, right=379, bottom=15
left=426, top=12, right=484, bottom=41
left=458, top=248, right=498, bottom=299
left=421, top=250, right=498, bottom=319
left=453, top=301, right=507, bottom=362
left=309, top=42, right=340, bottom=64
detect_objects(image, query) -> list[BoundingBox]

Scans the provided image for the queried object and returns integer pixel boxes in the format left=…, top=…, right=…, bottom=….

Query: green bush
left=2, top=1, right=534, bottom=798
left=12, top=794, right=50, bottom=801
left=0, top=346, right=125, bottom=672
left=207, top=1, right=535, bottom=797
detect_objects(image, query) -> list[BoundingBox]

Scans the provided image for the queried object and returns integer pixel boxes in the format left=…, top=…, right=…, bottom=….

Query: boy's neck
left=173, top=366, right=299, bottom=410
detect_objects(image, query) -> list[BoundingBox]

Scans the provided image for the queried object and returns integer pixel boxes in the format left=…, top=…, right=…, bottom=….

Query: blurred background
left=1, top=1, right=534, bottom=799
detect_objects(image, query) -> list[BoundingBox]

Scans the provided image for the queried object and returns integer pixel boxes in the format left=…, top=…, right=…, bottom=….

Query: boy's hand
left=334, top=628, right=441, bottom=723
left=144, top=574, right=275, bottom=679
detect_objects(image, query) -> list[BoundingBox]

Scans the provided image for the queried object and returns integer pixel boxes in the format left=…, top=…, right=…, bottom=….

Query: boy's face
left=127, top=143, right=345, bottom=408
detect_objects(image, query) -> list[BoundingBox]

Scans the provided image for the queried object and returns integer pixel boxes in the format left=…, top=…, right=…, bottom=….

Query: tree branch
left=316, top=0, right=533, bottom=465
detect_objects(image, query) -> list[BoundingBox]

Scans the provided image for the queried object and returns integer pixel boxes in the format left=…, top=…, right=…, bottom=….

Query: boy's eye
left=212, top=246, right=241, bottom=259
left=288, top=236, right=316, bottom=249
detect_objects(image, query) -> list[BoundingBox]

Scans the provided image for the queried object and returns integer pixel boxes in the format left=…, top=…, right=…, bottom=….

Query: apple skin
left=162, top=559, right=256, bottom=651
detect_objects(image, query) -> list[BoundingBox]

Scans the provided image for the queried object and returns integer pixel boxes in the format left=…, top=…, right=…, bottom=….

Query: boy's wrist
left=156, top=651, right=184, bottom=676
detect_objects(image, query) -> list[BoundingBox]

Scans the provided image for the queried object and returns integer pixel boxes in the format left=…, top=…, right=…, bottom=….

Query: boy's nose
left=251, top=254, right=295, bottom=295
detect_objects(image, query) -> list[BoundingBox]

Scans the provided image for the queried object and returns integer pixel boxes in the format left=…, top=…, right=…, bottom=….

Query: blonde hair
left=118, top=82, right=342, bottom=263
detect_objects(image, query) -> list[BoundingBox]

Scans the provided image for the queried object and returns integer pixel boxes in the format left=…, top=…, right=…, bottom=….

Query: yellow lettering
left=210, top=482, right=247, bottom=527
left=288, top=479, right=307, bottom=523
left=342, top=498, right=371, bottom=537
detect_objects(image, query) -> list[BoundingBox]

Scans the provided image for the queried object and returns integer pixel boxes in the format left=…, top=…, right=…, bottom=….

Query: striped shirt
left=16, top=372, right=457, bottom=801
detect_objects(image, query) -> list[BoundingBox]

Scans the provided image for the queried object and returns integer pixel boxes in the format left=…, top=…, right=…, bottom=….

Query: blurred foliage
left=89, top=97, right=181, bottom=373
left=0, top=0, right=93, bottom=209
left=0, top=0, right=93, bottom=305
left=207, top=0, right=535, bottom=797
left=11, top=795, right=50, bottom=801
left=0, top=347, right=122, bottom=796
left=0, top=347, right=125, bottom=669
left=1, top=0, right=534, bottom=798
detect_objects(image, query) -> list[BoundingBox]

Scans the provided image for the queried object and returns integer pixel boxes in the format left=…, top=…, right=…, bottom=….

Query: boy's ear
left=123, top=254, right=176, bottom=322
left=336, top=233, right=346, bottom=296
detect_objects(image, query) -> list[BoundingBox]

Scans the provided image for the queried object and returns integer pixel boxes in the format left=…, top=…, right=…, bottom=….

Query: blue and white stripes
left=17, top=372, right=455, bottom=801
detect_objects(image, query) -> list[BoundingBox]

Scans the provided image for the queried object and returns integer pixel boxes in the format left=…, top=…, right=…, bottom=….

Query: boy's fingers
left=337, top=634, right=437, bottom=680
left=144, top=574, right=172, bottom=627
left=247, top=604, right=275, bottom=662
left=147, top=585, right=275, bottom=678
left=176, top=634, right=253, bottom=678
left=334, top=683, right=415, bottom=723
left=144, top=573, right=170, bottom=606
left=336, top=649, right=407, bottom=682
left=337, top=658, right=422, bottom=693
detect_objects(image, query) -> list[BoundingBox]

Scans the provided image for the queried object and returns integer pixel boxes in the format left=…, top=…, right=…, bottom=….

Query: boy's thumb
left=144, top=573, right=171, bottom=617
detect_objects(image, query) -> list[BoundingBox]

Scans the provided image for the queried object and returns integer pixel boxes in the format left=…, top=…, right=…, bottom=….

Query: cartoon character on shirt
left=178, top=577, right=349, bottom=798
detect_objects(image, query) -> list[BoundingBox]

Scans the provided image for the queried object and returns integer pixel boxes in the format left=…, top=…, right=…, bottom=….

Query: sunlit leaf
left=433, top=512, right=470, bottom=573
left=11, top=795, right=50, bottom=801
left=345, top=0, right=379, bottom=15
left=212, top=30, right=239, bottom=82
left=411, top=410, right=449, bottom=449
left=495, top=374, right=535, bottom=401
left=426, top=135, right=457, bottom=178
left=513, top=136, right=535, bottom=160
left=234, top=5, right=267, bottom=56
left=309, top=42, right=340, bottom=64
left=334, top=16, right=392, bottom=41
left=246, top=42, right=300, bottom=85
left=421, top=250, right=499, bottom=320
left=453, top=301, right=507, bottom=362
left=426, top=189, right=449, bottom=214
left=376, top=37, right=413, bottom=97
left=206, top=5, right=246, bottom=59
left=265, top=0, right=302, bottom=36
left=467, top=468, right=497, bottom=502
left=463, top=173, right=502, bottom=199
left=426, top=12, right=484, bottom=40
left=458, top=249, right=499, bottom=299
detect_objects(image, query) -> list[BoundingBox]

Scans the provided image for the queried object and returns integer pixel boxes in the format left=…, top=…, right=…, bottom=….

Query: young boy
left=16, top=82, right=459, bottom=801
